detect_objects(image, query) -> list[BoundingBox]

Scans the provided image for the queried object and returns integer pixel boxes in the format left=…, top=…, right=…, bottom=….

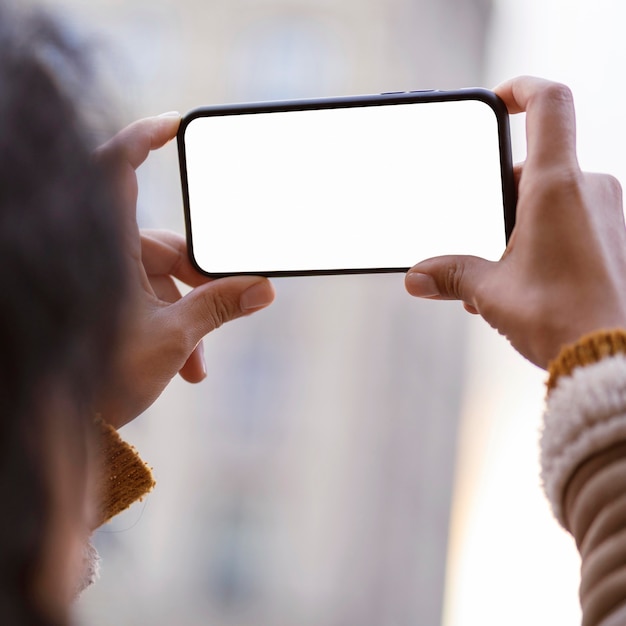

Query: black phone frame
left=177, top=89, right=517, bottom=278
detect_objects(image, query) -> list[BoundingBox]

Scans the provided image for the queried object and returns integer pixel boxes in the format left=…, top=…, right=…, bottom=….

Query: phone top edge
left=178, top=88, right=506, bottom=129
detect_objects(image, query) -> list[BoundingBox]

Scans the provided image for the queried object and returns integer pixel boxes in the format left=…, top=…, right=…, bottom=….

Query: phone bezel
left=177, top=89, right=517, bottom=278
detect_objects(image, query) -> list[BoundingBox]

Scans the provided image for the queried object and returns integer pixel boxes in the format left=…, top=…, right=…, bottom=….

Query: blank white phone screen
left=183, top=99, right=506, bottom=274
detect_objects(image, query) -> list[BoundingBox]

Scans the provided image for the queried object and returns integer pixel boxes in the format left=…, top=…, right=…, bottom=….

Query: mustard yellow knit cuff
left=95, top=419, right=156, bottom=527
left=547, top=329, right=626, bottom=392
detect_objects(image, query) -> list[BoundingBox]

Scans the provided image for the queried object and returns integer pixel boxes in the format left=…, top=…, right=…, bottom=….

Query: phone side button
left=380, top=91, right=407, bottom=95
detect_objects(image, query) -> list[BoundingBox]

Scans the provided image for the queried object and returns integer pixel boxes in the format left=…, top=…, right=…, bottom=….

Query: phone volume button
left=380, top=91, right=407, bottom=95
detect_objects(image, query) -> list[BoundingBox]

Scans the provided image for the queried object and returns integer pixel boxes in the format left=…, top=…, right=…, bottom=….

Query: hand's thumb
left=173, top=276, right=275, bottom=345
left=405, top=255, right=494, bottom=304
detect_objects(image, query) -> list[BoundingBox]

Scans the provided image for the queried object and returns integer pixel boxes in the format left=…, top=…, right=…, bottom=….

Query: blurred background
left=29, top=0, right=626, bottom=623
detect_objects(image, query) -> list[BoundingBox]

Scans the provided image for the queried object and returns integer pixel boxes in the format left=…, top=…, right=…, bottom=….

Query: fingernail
left=240, top=281, right=274, bottom=311
left=405, top=272, right=440, bottom=297
left=158, top=111, right=181, bottom=118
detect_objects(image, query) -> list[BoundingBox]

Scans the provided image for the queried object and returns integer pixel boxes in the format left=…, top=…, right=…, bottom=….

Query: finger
left=96, top=113, right=181, bottom=170
left=179, top=341, right=206, bottom=384
left=148, top=273, right=182, bottom=303
left=405, top=255, right=495, bottom=304
left=141, top=230, right=211, bottom=288
left=144, top=264, right=208, bottom=382
left=494, top=76, right=578, bottom=172
left=171, top=276, right=275, bottom=348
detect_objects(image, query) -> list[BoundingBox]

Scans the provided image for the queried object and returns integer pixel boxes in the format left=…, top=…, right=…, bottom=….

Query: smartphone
left=177, top=89, right=516, bottom=277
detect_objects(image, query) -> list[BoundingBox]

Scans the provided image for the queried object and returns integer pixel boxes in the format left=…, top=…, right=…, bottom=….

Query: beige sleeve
left=563, top=442, right=626, bottom=625
left=95, top=419, right=156, bottom=527
left=543, top=330, right=626, bottom=625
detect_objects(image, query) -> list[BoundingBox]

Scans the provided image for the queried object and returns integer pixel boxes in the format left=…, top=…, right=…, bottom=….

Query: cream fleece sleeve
left=541, top=331, right=626, bottom=626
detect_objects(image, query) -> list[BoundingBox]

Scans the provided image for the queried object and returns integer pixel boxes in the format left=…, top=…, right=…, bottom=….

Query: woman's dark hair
left=0, top=4, right=128, bottom=623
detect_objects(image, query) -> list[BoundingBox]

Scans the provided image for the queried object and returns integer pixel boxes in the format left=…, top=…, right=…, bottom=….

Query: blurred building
left=49, top=0, right=498, bottom=624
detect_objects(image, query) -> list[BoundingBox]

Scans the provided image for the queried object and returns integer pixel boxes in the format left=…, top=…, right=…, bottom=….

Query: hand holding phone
left=177, top=89, right=516, bottom=277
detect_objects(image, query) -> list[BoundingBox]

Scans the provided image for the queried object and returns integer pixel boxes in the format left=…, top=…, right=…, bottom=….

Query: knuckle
left=555, top=168, right=585, bottom=202
left=542, top=81, right=574, bottom=107
left=605, top=173, right=623, bottom=200
left=198, top=292, right=239, bottom=331
left=443, top=261, right=466, bottom=299
left=531, top=164, right=583, bottom=205
left=547, top=162, right=582, bottom=189
left=160, top=315, right=196, bottom=362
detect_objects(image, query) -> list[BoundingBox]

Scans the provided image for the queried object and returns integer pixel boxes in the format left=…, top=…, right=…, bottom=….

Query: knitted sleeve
left=95, top=419, right=155, bottom=527
left=76, top=421, right=155, bottom=594
left=541, top=330, right=626, bottom=626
